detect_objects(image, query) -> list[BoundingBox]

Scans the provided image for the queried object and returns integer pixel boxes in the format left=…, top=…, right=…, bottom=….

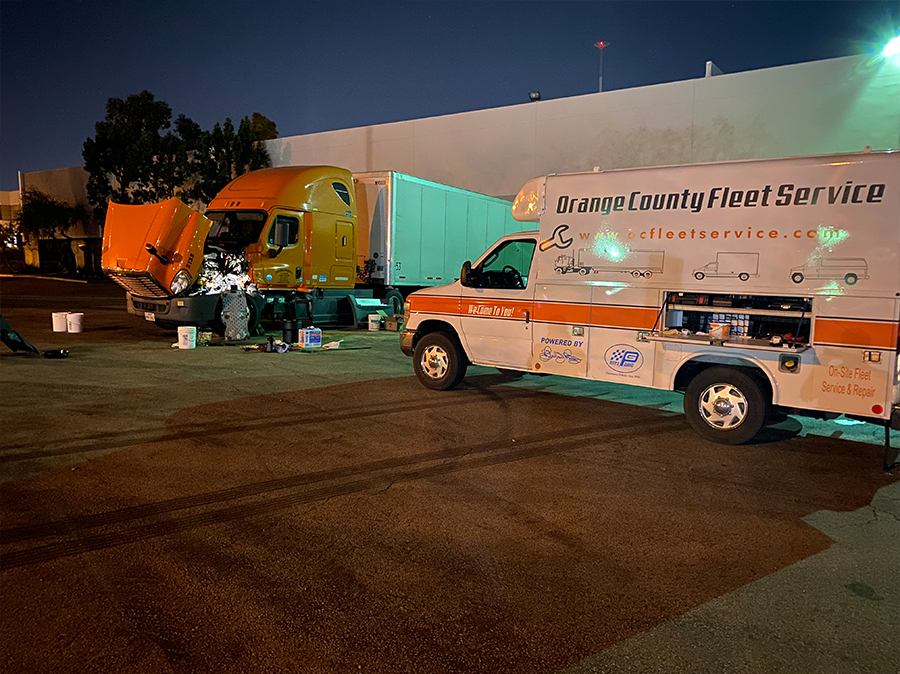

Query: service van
left=399, top=151, right=900, bottom=448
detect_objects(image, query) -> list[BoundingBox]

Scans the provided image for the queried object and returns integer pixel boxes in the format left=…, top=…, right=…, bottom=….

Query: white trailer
left=401, top=151, right=900, bottom=459
left=353, top=171, right=532, bottom=289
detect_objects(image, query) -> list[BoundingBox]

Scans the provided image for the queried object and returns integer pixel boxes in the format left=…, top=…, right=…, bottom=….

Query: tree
left=83, top=90, right=195, bottom=217
left=249, top=112, right=278, bottom=141
left=84, top=90, right=275, bottom=212
left=14, top=189, right=87, bottom=241
left=184, top=116, right=272, bottom=205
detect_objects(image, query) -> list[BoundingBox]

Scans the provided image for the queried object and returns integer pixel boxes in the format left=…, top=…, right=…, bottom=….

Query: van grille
left=105, top=271, right=170, bottom=298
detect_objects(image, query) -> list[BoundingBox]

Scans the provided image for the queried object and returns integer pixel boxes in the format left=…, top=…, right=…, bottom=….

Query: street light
left=884, top=35, right=900, bottom=59
left=594, top=40, right=609, bottom=92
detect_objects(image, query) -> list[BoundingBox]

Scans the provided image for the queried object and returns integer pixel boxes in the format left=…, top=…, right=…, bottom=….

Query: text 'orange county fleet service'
left=400, top=151, right=900, bottom=450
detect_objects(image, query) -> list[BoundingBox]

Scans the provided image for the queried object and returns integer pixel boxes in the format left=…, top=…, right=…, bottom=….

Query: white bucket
left=66, top=313, right=84, bottom=333
left=709, top=322, right=731, bottom=340
left=52, top=312, right=69, bottom=332
left=177, top=326, right=197, bottom=349
left=368, top=314, right=381, bottom=331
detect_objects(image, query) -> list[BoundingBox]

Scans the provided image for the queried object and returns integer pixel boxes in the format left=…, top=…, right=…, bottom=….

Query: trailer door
left=459, top=237, right=537, bottom=369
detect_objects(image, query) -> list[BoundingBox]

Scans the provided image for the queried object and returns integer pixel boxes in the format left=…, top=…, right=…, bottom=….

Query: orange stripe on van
left=463, top=299, right=531, bottom=320
left=814, top=319, right=899, bottom=349
left=590, top=305, right=659, bottom=330
left=534, top=302, right=592, bottom=324
left=409, top=296, right=461, bottom=315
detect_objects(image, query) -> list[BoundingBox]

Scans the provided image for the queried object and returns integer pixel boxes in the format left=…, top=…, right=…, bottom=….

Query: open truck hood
left=101, top=198, right=212, bottom=297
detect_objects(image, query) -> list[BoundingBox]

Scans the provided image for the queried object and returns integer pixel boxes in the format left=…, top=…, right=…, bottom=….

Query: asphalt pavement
left=1, top=277, right=897, bottom=674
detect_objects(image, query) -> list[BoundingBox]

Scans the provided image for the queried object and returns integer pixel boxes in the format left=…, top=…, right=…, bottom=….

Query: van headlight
left=170, top=270, right=192, bottom=295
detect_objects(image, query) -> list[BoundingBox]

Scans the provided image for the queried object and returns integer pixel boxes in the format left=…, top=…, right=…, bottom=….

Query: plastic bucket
left=66, top=313, right=84, bottom=333
left=52, top=312, right=69, bottom=332
left=368, top=314, right=381, bottom=332
left=177, top=326, right=197, bottom=349
left=709, top=322, right=731, bottom=340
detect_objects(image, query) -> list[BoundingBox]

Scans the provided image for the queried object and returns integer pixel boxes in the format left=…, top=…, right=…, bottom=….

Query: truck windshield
left=205, top=210, right=268, bottom=248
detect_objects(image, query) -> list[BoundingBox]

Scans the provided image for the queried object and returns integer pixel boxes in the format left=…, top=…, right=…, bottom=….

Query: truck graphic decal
left=790, top=257, right=869, bottom=286
left=555, top=248, right=664, bottom=278
left=693, top=252, right=760, bottom=281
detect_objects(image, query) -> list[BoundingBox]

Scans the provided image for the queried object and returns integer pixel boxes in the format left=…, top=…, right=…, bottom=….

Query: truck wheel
left=384, top=289, right=404, bottom=315
left=578, top=267, right=589, bottom=276
left=739, top=273, right=750, bottom=281
left=413, top=332, right=467, bottom=391
left=694, top=272, right=705, bottom=280
left=643, top=271, right=653, bottom=279
left=683, top=366, right=770, bottom=445
left=555, top=267, right=563, bottom=275
left=791, top=272, right=804, bottom=283
left=844, top=273, right=858, bottom=285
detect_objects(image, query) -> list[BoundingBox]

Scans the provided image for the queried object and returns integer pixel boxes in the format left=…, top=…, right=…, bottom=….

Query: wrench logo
left=539, top=224, right=573, bottom=252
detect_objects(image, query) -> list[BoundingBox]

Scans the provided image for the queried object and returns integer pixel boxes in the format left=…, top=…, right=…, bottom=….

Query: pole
left=594, top=41, right=608, bottom=93
left=599, top=48, right=604, bottom=92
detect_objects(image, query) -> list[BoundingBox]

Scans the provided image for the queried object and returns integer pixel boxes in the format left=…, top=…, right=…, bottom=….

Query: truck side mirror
left=460, top=261, right=472, bottom=286
left=272, top=219, right=291, bottom=246
left=269, top=219, right=291, bottom=258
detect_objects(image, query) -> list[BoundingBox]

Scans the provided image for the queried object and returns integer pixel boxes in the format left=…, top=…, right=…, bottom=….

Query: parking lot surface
left=1, top=278, right=897, bottom=674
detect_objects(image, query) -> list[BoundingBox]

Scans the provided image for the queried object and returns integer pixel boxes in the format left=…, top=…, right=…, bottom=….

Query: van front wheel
left=844, top=273, right=858, bottom=285
left=683, top=367, right=769, bottom=445
left=413, top=332, right=467, bottom=390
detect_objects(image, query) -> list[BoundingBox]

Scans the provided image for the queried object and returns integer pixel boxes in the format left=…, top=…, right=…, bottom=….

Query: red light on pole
left=594, top=40, right=609, bottom=92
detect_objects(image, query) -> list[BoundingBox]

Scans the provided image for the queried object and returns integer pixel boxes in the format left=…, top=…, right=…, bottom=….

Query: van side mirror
left=460, top=260, right=472, bottom=287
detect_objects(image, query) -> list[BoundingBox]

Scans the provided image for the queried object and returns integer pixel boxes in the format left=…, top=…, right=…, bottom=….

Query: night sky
left=1, top=1, right=898, bottom=190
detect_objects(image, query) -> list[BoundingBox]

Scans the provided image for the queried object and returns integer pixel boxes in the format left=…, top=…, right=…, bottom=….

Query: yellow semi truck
left=101, top=166, right=529, bottom=331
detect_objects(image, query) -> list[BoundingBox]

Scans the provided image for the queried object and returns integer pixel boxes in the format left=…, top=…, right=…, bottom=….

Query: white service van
left=399, top=151, right=900, bottom=446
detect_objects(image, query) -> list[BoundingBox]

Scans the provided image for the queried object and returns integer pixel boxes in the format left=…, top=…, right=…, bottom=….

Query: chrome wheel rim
left=420, top=344, right=449, bottom=380
left=698, top=383, right=748, bottom=430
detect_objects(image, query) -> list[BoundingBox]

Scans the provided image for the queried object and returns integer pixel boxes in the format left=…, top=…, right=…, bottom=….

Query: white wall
left=267, top=55, right=900, bottom=201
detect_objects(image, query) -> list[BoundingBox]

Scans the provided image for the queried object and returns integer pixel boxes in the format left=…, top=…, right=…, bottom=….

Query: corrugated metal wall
left=267, top=55, right=900, bottom=200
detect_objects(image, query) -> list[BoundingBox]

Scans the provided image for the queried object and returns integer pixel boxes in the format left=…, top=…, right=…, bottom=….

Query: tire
left=413, top=332, right=467, bottom=391
left=791, top=272, right=804, bottom=284
left=384, top=289, right=404, bottom=315
left=844, top=273, right=858, bottom=286
left=578, top=267, right=589, bottom=276
left=555, top=267, right=563, bottom=275
left=683, top=366, right=770, bottom=445
left=631, top=270, right=642, bottom=278
left=643, top=271, right=653, bottom=279
left=738, top=272, right=750, bottom=282
left=694, top=272, right=705, bottom=280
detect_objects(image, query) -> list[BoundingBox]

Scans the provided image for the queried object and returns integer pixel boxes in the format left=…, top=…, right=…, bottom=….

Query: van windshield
left=205, top=210, right=268, bottom=249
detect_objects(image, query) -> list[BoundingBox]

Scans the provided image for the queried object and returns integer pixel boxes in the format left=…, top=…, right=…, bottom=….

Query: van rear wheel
left=844, top=273, right=858, bottom=285
left=413, top=332, right=467, bottom=391
left=683, top=367, right=769, bottom=445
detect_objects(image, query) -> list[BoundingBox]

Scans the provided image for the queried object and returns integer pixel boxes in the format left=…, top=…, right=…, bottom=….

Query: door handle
left=525, top=310, right=530, bottom=324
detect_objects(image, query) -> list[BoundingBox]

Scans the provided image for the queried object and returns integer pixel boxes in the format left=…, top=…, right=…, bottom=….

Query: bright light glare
left=884, top=36, right=900, bottom=58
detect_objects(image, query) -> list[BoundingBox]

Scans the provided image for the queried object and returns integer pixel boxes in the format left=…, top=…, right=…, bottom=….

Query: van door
left=459, top=237, right=537, bottom=369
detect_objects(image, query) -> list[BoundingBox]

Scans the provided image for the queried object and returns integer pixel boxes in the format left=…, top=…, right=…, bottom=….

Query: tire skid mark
left=0, top=387, right=543, bottom=462
left=1, top=415, right=668, bottom=543
left=0, top=419, right=684, bottom=570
